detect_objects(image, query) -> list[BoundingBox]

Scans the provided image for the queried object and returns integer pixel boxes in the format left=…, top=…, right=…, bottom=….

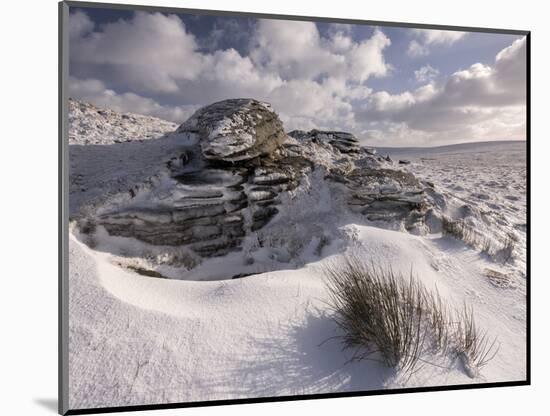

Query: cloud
left=249, top=20, right=391, bottom=83
left=407, top=40, right=429, bottom=57
left=328, top=31, right=354, bottom=54
left=407, top=28, right=467, bottom=57
left=439, top=38, right=526, bottom=108
left=327, top=23, right=353, bottom=36
left=494, top=37, right=527, bottom=93
left=69, top=10, right=94, bottom=39
left=69, top=11, right=389, bottom=129
left=267, top=79, right=355, bottom=131
left=69, top=12, right=284, bottom=106
left=348, top=29, right=392, bottom=83
left=68, top=11, right=525, bottom=146
left=198, top=17, right=255, bottom=53
left=416, top=29, right=468, bottom=45
left=357, top=37, right=527, bottom=145
left=249, top=19, right=344, bottom=81
left=70, top=12, right=204, bottom=94
left=414, top=64, right=440, bottom=83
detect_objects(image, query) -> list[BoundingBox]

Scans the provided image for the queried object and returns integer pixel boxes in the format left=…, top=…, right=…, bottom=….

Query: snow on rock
left=289, top=129, right=368, bottom=155
left=71, top=98, right=446, bottom=275
left=177, top=99, right=287, bottom=162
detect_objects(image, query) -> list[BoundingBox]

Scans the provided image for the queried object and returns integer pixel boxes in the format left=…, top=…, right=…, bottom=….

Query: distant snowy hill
left=68, top=98, right=177, bottom=145
left=375, top=140, right=526, bottom=158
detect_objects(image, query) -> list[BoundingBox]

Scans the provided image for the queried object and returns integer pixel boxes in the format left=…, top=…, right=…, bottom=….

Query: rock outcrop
left=336, top=167, right=428, bottom=231
left=288, top=129, right=428, bottom=232
left=73, top=98, right=437, bottom=273
left=289, top=129, right=364, bottom=155
left=87, top=99, right=311, bottom=258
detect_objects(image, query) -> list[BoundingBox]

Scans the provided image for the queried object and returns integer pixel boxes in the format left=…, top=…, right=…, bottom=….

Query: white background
left=0, top=0, right=546, bottom=414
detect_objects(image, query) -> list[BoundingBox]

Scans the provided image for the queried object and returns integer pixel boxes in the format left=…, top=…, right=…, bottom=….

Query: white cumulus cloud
left=68, top=10, right=526, bottom=146
left=414, top=64, right=440, bottom=83
left=358, top=37, right=527, bottom=145
left=407, top=28, right=468, bottom=57
left=69, top=11, right=390, bottom=130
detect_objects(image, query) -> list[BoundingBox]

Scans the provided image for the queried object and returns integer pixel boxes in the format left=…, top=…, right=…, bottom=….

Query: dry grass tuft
left=325, top=256, right=426, bottom=373
left=454, top=304, right=500, bottom=374
left=324, top=254, right=499, bottom=377
left=442, top=217, right=516, bottom=263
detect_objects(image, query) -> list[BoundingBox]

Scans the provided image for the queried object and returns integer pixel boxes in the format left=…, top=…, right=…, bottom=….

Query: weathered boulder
left=177, top=99, right=287, bottom=162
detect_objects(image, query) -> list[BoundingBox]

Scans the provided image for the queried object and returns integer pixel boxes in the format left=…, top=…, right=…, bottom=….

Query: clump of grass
left=325, top=257, right=426, bottom=373
left=324, top=255, right=499, bottom=377
left=454, top=304, right=500, bottom=376
left=425, top=287, right=451, bottom=355
left=480, top=235, right=494, bottom=256
left=495, top=233, right=517, bottom=263
left=442, top=217, right=480, bottom=248
left=442, top=217, right=516, bottom=264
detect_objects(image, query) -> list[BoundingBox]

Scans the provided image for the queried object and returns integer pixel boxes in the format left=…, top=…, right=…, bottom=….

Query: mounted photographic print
left=58, top=1, right=530, bottom=414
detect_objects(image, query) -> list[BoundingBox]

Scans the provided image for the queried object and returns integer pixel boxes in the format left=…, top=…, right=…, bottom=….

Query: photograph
left=61, top=1, right=528, bottom=413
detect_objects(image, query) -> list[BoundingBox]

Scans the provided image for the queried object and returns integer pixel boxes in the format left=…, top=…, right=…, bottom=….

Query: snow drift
left=67, top=99, right=527, bottom=410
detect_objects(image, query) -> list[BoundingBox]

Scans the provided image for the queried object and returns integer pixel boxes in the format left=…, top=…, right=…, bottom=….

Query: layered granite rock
left=85, top=99, right=311, bottom=258
left=289, top=129, right=364, bottom=155
left=288, top=129, right=428, bottom=232
left=74, top=98, right=437, bottom=267
left=334, top=167, right=429, bottom=232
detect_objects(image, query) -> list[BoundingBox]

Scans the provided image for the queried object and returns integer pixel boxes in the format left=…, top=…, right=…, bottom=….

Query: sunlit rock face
left=177, top=99, right=287, bottom=163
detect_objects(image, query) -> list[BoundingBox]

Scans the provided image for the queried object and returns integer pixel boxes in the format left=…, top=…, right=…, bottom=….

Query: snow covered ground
left=69, top=224, right=526, bottom=409
left=377, top=141, right=527, bottom=277
left=67, top=102, right=526, bottom=410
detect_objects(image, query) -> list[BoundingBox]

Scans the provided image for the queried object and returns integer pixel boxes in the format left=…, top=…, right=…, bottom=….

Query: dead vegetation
left=324, top=254, right=499, bottom=377
left=441, top=217, right=516, bottom=263
left=484, top=268, right=513, bottom=288
left=454, top=304, right=500, bottom=373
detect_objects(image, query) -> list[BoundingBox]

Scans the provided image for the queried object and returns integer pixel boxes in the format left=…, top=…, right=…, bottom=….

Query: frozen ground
left=67, top=102, right=527, bottom=410
left=377, top=141, right=527, bottom=277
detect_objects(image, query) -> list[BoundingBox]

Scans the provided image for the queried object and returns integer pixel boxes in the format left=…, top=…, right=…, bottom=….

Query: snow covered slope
left=67, top=100, right=527, bottom=410
left=378, top=141, right=527, bottom=276
left=69, top=98, right=177, bottom=145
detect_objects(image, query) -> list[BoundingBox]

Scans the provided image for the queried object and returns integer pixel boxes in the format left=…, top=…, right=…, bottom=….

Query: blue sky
left=68, top=6, right=527, bottom=146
